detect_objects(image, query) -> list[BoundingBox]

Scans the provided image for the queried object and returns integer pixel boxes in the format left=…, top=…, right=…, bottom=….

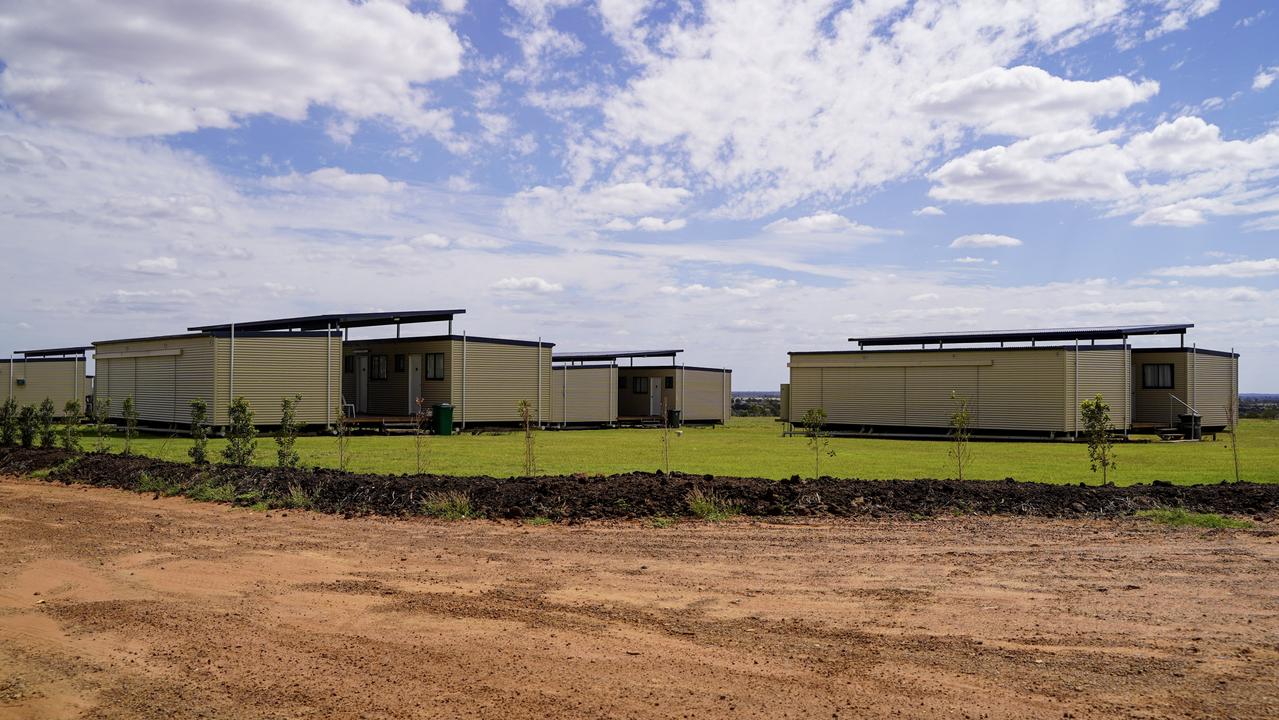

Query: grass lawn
left=71, top=417, right=1278, bottom=486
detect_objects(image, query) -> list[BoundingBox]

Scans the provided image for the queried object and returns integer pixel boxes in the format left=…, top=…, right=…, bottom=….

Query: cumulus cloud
left=266, top=167, right=406, bottom=194
left=492, top=276, right=564, bottom=293
left=913, top=206, right=946, bottom=217
left=949, top=234, right=1023, bottom=249
left=506, top=181, right=690, bottom=235
left=128, top=256, right=180, bottom=275
left=763, top=212, right=891, bottom=235
left=604, top=216, right=687, bottom=232
left=1153, top=258, right=1279, bottom=278
left=0, top=0, right=463, bottom=140
left=1253, top=67, right=1278, bottom=91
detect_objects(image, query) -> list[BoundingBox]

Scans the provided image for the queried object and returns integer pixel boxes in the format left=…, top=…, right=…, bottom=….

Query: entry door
left=408, top=354, right=423, bottom=414
left=650, top=379, right=662, bottom=416
left=356, top=355, right=369, bottom=414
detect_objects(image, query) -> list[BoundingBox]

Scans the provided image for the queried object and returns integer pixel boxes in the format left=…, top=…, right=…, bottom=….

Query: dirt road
left=1, top=476, right=1277, bottom=719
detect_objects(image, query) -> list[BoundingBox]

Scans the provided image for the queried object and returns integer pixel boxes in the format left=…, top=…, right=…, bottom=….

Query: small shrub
left=801, top=407, right=835, bottom=479
left=276, top=394, right=302, bottom=469
left=526, top=516, right=553, bottom=526
left=31, top=457, right=79, bottom=479
left=686, top=487, right=741, bottom=521
left=190, top=481, right=237, bottom=503
left=1080, top=394, right=1117, bottom=483
left=92, top=395, right=111, bottom=452
left=0, top=398, right=17, bottom=446
left=17, top=405, right=37, bottom=448
left=948, top=391, right=973, bottom=481
left=334, top=404, right=351, bottom=472
left=1135, top=508, right=1252, bottom=530
left=517, top=399, right=536, bottom=476
left=189, top=398, right=210, bottom=465
left=279, top=484, right=313, bottom=510
left=37, top=398, right=57, bottom=448
left=136, top=471, right=181, bottom=497
left=413, top=396, right=428, bottom=474
left=221, top=396, right=257, bottom=466
left=649, top=515, right=677, bottom=529
left=121, top=396, right=139, bottom=454
left=420, top=490, right=478, bottom=520
left=62, top=399, right=83, bottom=453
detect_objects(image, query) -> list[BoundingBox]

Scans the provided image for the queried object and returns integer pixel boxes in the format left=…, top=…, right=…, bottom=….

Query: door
left=408, top=354, right=423, bottom=415
left=356, top=355, right=369, bottom=414
left=649, top=378, right=662, bottom=416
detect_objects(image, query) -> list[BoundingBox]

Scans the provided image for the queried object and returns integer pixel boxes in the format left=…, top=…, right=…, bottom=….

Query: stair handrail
left=1168, top=393, right=1198, bottom=425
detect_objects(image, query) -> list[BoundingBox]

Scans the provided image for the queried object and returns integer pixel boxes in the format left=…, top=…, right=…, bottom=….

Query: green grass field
left=70, top=417, right=1278, bottom=485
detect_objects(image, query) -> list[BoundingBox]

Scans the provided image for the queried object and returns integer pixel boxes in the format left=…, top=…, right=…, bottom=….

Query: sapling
left=92, top=395, right=111, bottom=452
left=62, top=399, right=83, bottom=453
left=276, top=394, right=302, bottom=469
left=413, top=396, right=428, bottom=474
left=121, top=396, right=138, bottom=455
left=189, top=398, right=210, bottom=465
left=37, top=398, right=56, bottom=448
left=17, top=405, right=36, bottom=448
left=517, top=399, right=536, bottom=476
left=1225, top=395, right=1241, bottom=483
left=948, top=391, right=974, bottom=481
left=1080, top=394, right=1117, bottom=484
left=333, top=403, right=350, bottom=472
left=221, top=396, right=257, bottom=465
left=801, top=407, right=835, bottom=479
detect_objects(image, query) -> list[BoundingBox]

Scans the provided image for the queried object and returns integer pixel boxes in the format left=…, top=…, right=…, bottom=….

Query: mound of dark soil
left=2, top=447, right=1275, bottom=521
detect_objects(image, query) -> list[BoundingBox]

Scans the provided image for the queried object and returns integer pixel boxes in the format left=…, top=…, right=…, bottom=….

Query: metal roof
left=188, top=309, right=465, bottom=332
left=16, top=346, right=94, bottom=357
left=850, top=323, right=1193, bottom=347
left=553, top=349, right=683, bottom=362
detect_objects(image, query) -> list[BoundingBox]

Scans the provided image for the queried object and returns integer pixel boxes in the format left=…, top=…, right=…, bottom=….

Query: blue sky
left=1, top=0, right=1277, bottom=390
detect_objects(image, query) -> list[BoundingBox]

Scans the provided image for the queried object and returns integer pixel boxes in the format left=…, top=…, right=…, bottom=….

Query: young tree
left=276, top=394, right=302, bottom=469
left=37, top=398, right=57, bottom=448
left=1080, top=394, right=1117, bottom=484
left=17, top=405, right=37, bottom=448
left=1225, top=395, right=1241, bottom=483
left=413, top=396, right=428, bottom=474
left=62, top=400, right=83, bottom=453
left=221, top=396, right=257, bottom=465
left=188, top=398, right=210, bottom=465
left=121, top=396, right=139, bottom=455
left=948, top=391, right=974, bottom=481
left=517, top=399, right=537, bottom=476
left=801, top=407, right=836, bottom=479
left=91, top=395, right=111, bottom=452
left=0, top=397, right=18, bottom=446
left=333, top=403, right=351, bottom=472
left=660, top=396, right=672, bottom=474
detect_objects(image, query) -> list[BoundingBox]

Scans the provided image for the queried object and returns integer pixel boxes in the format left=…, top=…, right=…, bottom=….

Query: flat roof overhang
left=188, top=309, right=465, bottom=333
left=850, top=323, right=1194, bottom=348
left=553, top=349, right=684, bottom=362
left=17, top=346, right=94, bottom=357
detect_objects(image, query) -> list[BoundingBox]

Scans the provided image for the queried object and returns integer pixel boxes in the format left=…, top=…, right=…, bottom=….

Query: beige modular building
left=551, top=350, right=731, bottom=425
left=2, top=347, right=93, bottom=414
left=781, top=324, right=1238, bottom=438
left=341, top=334, right=553, bottom=426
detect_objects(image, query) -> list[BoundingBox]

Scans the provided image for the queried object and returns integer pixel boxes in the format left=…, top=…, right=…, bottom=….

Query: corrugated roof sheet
left=553, top=349, right=683, bottom=362
left=188, top=309, right=465, bottom=332
left=851, top=323, right=1193, bottom=347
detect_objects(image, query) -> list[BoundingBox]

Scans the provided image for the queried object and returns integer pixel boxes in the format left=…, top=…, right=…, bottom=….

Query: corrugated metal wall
left=551, top=366, right=617, bottom=423
left=1131, top=350, right=1187, bottom=425
left=212, top=335, right=340, bottom=425
left=95, top=335, right=215, bottom=424
left=1066, top=347, right=1130, bottom=433
left=449, top=339, right=552, bottom=425
left=1192, top=353, right=1238, bottom=428
left=1, top=359, right=89, bottom=413
left=680, top=368, right=731, bottom=422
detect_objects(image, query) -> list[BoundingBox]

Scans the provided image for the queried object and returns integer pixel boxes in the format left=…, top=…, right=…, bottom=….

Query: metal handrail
left=1168, top=393, right=1198, bottom=426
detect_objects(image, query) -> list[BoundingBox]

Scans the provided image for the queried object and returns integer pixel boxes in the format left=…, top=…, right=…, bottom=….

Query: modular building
left=780, top=324, right=1238, bottom=438
left=2, top=347, right=93, bottom=414
left=551, top=350, right=732, bottom=426
left=340, top=334, right=553, bottom=426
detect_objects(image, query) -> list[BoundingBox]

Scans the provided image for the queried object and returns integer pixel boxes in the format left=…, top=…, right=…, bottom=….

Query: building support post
left=1191, top=342, right=1198, bottom=413
left=461, top=332, right=467, bottom=431
left=326, top=323, right=332, bottom=428
left=229, top=323, right=236, bottom=419
left=536, top=337, right=543, bottom=428
left=1073, top=339, right=1079, bottom=440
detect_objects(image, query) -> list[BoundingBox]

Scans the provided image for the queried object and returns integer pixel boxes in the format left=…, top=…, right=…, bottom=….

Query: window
left=664, top=376, right=674, bottom=389
left=426, top=353, right=445, bottom=380
left=1142, top=363, right=1173, bottom=389
left=632, top=376, right=650, bottom=394
left=394, top=354, right=406, bottom=372
left=370, top=354, right=388, bottom=381
left=342, top=356, right=353, bottom=374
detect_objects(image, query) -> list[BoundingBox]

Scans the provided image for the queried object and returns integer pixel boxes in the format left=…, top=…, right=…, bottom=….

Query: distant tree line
left=732, top=396, right=781, bottom=417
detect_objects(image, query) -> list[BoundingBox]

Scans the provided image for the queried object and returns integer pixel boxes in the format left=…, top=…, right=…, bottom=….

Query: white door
left=408, top=354, right=423, bottom=414
left=356, top=355, right=369, bottom=414
left=650, top=379, right=662, bottom=416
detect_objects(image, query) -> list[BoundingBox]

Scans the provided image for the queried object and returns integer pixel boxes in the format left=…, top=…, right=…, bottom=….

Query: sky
left=1, top=0, right=1277, bottom=391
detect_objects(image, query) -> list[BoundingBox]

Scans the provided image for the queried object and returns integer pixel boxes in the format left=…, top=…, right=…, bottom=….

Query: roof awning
left=188, top=309, right=465, bottom=333
left=851, top=323, right=1193, bottom=347
left=553, top=349, right=683, bottom=362
left=17, top=346, right=94, bottom=357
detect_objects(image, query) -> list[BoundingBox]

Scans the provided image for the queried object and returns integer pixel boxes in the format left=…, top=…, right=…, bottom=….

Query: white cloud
left=913, top=206, right=945, bottom=217
left=1253, top=67, right=1278, bottom=91
left=915, top=65, right=1158, bottom=137
left=492, top=276, right=564, bottom=294
left=949, top=234, right=1023, bottom=249
left=266, top=167, right=406, bottom=194
left=909, top=293, right=940, bottom=302
left=635, top=216, right=686, bottom=232
left=506, top=182, right=690, bottom=235
left=763, top=212, right=891, bottom=235
left=0, top=0, right=463, bottom=140
left=1153, top=258, right=1279, bottom=278
left=953, top=256, right=986, bottom=264
left=128, top=256, right=180, bottom=275
left=439, top=0, right=467, bottom=14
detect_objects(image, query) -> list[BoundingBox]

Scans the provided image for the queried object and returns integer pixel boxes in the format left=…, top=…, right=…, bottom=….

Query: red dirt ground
left=1, top=474, right=1277, bottom=719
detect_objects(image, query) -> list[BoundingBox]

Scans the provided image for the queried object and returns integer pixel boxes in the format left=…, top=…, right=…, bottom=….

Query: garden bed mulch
left=1, top=446, right=1275, bottom=521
